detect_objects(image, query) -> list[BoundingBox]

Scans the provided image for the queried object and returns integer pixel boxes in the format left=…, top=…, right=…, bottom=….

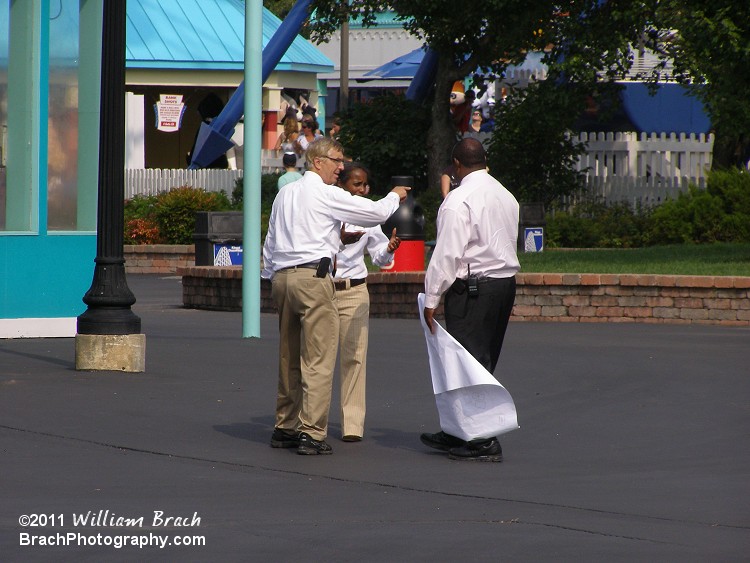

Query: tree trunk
left=426, top=56, right=461, bottom=193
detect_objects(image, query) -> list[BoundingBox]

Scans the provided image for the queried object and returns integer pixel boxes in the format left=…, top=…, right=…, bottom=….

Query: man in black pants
left=421, top=137, right=520, bottom=462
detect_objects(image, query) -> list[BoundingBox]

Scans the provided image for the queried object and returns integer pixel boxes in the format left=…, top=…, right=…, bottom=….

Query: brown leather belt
left=334, top=278, right=366, bottom=291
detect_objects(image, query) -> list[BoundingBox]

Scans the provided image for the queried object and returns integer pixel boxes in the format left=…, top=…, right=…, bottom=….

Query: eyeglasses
left=319, top=156, right=345, bottom=165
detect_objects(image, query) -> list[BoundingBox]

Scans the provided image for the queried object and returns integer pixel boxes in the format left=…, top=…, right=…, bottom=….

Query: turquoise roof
left=126, top=0, right=333, bottom=72
left=347, top=10, right=409, bottom=28
left=0, top=0, right=333, bottom=74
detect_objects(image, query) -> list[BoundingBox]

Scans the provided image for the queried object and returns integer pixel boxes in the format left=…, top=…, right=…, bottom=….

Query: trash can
left=518, top=203, right=546, bottom=253
left=380, top=176, right=426, bottom=271
left=193, top=211, right=244, bottom=266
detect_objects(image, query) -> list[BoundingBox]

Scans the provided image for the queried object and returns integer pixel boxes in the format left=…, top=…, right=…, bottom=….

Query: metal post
left=77, top=0, right=140, bottom=336
left=339, top=19, right=349, bottom=112
left=242, top=0, right=262, bottom=338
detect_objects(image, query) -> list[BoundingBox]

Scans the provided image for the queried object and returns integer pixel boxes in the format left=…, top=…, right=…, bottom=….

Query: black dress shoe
left=297, top=432, right=333, bottom=455
left=420, top=431, right=466, bottom=452
left=342, top=435, right=362, bottom=442
left=270, top=428, right=299, bottom=448
left=448, top=438, right=503, bottom=462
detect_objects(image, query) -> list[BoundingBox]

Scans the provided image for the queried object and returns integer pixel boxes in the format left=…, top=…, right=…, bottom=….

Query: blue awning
left=361, top=49, right=548, bottom=82
left=361, top=47, right=427, bottom=79
left=620, top=83, right=710, bottom=134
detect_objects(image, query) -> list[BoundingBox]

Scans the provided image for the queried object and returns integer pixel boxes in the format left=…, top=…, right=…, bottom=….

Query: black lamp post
left=77, top=0, right=140, bottom=335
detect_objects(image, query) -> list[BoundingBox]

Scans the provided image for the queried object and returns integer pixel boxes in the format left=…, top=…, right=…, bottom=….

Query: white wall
left=125, top=92, right=145, bottom=169
left=316, top=28, right=423, bottom=87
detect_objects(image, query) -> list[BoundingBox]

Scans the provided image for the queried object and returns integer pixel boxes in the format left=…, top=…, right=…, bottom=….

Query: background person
left=262, top=138, right=410, bottom=456
left=295, top=118, right=323, bottom=156
left=274, top=115, right=299, bottom=154
left=277, top=153, right=302, bottom=190
left=334, top=163, right=401, bottom=442
left=329, top=116, right=342, bottom=140
left=421, top=137, right=520, bottom=462
left=466, top=109, right=484, bottom=135
left=440, top=163, right=459, bottom=199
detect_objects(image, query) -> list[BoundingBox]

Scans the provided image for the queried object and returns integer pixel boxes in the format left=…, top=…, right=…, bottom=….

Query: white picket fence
left=124, top=168, right=244, bottom=199
left=124, top=133, right=715, bottom=207
left=124, top=150, right=307, bottom=198
left=572, top=132, right=715, bottom=206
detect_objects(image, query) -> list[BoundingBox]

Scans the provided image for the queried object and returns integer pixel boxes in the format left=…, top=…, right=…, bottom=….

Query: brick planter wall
left=513, top=273, right=750, bottom=326
left=125, top=245, right=194, bottom=274
left=177, top=267, right=750, bottom=326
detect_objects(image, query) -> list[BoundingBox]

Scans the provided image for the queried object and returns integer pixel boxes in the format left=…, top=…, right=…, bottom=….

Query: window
left=47, top=0, right=79, bottom=231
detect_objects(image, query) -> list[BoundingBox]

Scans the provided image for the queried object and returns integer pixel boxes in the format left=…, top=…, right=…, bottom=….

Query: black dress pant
left=443, top=276, right=516, bottom=373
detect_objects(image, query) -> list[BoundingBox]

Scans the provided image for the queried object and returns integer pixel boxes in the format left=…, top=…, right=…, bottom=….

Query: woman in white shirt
left=334, top=163, right=400, bottom=441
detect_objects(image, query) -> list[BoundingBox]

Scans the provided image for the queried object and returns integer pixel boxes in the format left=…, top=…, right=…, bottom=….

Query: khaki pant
left=336, top=283, right=370, bottom=437
left=272, top=268, right=339, bottom=441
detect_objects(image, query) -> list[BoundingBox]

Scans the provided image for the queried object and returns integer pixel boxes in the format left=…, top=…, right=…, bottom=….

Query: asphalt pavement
left=1, top=274, right=748, bottom=562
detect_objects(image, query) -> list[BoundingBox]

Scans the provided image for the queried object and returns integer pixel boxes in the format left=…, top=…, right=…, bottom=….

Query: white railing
left=573, top=132, right=714, bottom=206
left=125, top=150, right=305, bottom=198
left=125, top=168, right=244, bottom=199
left=125, top=133, right=715, bottom=207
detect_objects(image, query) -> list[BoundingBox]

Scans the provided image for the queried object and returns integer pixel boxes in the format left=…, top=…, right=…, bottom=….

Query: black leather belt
left=334, top=278, right=366, bottom=291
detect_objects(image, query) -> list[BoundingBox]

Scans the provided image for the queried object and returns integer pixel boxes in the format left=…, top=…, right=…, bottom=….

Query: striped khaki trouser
left=271, top=268, right=339, bottom=441
left=336, top=283, right=370, bottom=437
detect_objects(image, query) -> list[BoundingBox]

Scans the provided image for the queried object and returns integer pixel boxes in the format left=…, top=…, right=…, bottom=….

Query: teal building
left=0, top=1, right=99, bottom=338
left=0, top=0, right=332, bottom=338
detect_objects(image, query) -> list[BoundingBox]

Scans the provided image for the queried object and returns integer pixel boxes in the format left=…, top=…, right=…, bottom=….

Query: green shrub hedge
left=546, top=168, right=750, bottom=248
left=124, top=185, right=233, bottom=245
left=124, top=176, right=279, bottom=245
left=125, top=168, right=750, bottom=249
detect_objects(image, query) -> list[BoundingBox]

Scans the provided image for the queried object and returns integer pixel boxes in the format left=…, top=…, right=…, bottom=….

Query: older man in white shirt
left=262, top=138, right=409, bottom=455
left=421, top=137, right=520, bottom=462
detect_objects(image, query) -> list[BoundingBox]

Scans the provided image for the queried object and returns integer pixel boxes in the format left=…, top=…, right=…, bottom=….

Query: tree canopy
left=646, top=1, right=750, bottom=167
left=265, top=1, right=750, bottom=202
left=306, top=1, right=655, bottom=195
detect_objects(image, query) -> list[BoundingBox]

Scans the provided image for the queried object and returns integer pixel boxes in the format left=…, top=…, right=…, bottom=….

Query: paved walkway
left=2, top=275, right=748, bottom=561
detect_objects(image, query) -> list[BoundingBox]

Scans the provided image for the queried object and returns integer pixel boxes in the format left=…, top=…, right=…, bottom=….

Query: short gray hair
left=305, top=137, right=344, bottom=166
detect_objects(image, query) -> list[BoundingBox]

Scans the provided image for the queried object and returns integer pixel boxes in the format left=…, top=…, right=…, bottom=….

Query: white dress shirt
left=262, top=171, right=400, bottom=278
left=335, top=225, right=393, bottom=280
left=424, top=169, right=520, bottom=309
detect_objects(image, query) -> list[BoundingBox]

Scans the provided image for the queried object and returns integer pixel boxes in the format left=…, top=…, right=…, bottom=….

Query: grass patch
left=519, top=243, right=750, bottom=276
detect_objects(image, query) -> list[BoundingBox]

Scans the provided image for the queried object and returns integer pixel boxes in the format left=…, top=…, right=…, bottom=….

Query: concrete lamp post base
left=75, top=334, right=146, bottom=373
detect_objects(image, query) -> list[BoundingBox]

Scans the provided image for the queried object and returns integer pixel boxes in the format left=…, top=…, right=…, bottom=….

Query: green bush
left=231, top=174, right=279, bottom=210
left=546, top=168, right=750, bottom=248
left=337, top=93, right=431, bottom=195
left=650, top=168, right=750, bottom=244
left=415, top=188, right=442, bottom=243
left=124, top=186, right=232, bottom=245
left=487, top=81, right=588, bottom=208
left=153, top=186, right=231, bottom=244
left=124, top=194, right=158, bottom=225
left=546, top=201, right=652, bottom=248
left=230, top=174, right=281, bottom=242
